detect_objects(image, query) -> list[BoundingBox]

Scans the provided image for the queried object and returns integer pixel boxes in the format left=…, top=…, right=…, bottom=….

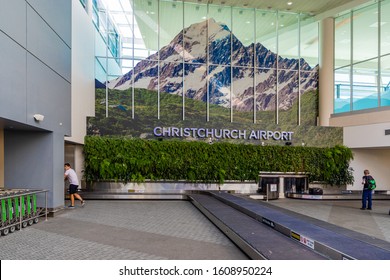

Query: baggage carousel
left=285, top=190, right=390, bottom=200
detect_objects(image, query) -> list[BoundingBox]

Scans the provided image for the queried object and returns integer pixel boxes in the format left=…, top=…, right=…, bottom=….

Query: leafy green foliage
left=84, top=137, right=354, bottom=186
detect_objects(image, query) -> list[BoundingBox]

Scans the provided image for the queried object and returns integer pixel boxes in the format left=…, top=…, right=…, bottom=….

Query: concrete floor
left=0, top=198, right=389, bottom=260
left=0, top=200, right=248, bottom=260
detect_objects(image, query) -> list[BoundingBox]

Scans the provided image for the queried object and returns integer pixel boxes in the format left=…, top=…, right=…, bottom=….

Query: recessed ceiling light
left=287, top=2, right=293, bottom=5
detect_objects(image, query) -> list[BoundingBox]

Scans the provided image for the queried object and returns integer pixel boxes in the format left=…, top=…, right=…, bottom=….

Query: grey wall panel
left=0, top=0, right=27, bottom=47
left=27, top=5, right=71, bottom=82
left=4, top=131, right=65, bottom=209
left=26, top=53, right=71, bottom=135
left=0, top=32, right=27, bottom=123
left=26, top=0, right=71, bottom=47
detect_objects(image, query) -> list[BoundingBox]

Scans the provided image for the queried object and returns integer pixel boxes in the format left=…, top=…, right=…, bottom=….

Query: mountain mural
left=106, top=18, right=318, bottom=112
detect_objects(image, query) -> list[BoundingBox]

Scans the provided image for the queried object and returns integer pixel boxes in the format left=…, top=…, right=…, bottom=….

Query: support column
left=319, top=18, right=335, bottom=126
left=4, top=131, right=65, bottom=211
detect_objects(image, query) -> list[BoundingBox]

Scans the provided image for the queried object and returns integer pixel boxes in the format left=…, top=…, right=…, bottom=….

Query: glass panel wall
left=208, top=5, right=232, bottom=66
left=278, top=12, right=299, bottom=70
left=255, top=69, right=276, bottom=124
left=300, top=17, right=318, bottom=68
left=381, top=1, right=390, bottom=55
left=134, top=0, right=158, bottom=56
left=353, top=5, right=378, bottom=63
left=184, top=63, right=207, bottom=122
left=232, top=7, right=254, bottom=67
left=209, top=65, right=231, bottom=121
left=335, top=13, right=351, bottom=69
left=232, top=67, right=254, bottom=124
left=334, top=0, right=390, bottom=113
left=255, top=11, right=277, bottom=124
left=91, top=0, right=319, bottom=126
left=278, top=70, right=298, bottom=125
left=159, top=62, right=183, bottom=120
left=380, top=54, right=390, bottom=106
left=352, top=59, right=379, bottom=110
left=334, top=67, right=351, bottom=113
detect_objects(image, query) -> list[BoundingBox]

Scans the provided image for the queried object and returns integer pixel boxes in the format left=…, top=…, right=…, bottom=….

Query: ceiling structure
left=183, top=0, right=371, bottom=16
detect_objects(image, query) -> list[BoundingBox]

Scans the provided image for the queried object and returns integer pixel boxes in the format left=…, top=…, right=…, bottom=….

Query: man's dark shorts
left=69, top=184, right=79, bottom=194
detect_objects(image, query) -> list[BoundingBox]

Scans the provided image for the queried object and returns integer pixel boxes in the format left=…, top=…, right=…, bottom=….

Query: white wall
left=65, top=0, right=95, bottom=144
left=348, top=149, right=390, bottom=191
left=344, top=122, right=390, bottom=148
left=342, top=122, right=390, bottom=191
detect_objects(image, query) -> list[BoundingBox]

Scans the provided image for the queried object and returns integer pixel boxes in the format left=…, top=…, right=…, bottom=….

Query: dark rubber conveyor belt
left=190, top=193, right=327, bottom=260
left=198, top=191, right=390, bottom=260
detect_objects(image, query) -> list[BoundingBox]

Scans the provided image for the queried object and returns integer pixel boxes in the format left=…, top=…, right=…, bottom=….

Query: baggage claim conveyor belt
left=188, top=192, right=390, bottom=260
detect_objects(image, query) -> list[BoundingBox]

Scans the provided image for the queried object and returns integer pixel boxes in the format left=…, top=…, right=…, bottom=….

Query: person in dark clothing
left=361, top=169, right=373, bottom=210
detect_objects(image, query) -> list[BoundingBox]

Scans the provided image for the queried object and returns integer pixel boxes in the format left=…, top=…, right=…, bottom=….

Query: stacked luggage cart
left=0, top=189, right=48, bottom=236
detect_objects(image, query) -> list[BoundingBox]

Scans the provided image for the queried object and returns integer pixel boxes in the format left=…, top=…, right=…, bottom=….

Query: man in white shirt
left=64, top=163, right=85, bottom=208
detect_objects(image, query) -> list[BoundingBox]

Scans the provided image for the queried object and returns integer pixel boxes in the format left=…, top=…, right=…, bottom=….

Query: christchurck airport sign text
left=153, top=127, right=293, bottom=141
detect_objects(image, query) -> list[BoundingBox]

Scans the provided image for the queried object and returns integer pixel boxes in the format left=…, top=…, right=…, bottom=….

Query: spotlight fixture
left=33, top=114, right=44, bottom=122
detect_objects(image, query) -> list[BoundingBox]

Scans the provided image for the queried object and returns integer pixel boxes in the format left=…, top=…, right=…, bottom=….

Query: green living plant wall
left=84, top=136, right=354, bottom=186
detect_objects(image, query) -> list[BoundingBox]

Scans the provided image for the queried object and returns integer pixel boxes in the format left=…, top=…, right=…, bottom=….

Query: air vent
left=385, top=129, right=390, bottom=135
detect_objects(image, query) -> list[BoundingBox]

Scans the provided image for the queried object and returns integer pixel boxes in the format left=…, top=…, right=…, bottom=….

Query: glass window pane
left=184, top=2, right=207, bottom=63
left=256, top=68, right=276, bottom=124
left=232, top=67, right=254, bottom=123
left=278, top=70, right=298, bottom=125
left=184, top=63, right=207, bottom=122
left=300, top=17, right=319, bottom=69
left=256, top=10, right=277, bottom=69
left=300, top=70, right=319, bottom=126
left=134, top=0, right=158, bottom=56
left=208, top=5, right=232, bottom=66
left=160, top=0, right=183, bottom=62
left=232, top=8, right=254, bottom=67
left=353, top=4, right=378, bottom=63
left=278, top=12, right=299, bottom=70
left=95, top=57, right=107, bottom=84
left=159, top=62, right=183, bottom=120
left=335, top=13, right=351, bottom=68
left=381, top=0, right=390, bottom=55
left=209, top=65, right=231, bottom=121
left=352, top=59, right=379, bottom=111
left=381, top=54, right=390, bottom=106
left=334, top=67, right=351, bottom=113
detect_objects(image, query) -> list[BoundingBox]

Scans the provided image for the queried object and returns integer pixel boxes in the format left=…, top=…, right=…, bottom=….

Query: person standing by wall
left=64, top=163, right=85, bottom=208
left=361, top=169, right=373, bottom=210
